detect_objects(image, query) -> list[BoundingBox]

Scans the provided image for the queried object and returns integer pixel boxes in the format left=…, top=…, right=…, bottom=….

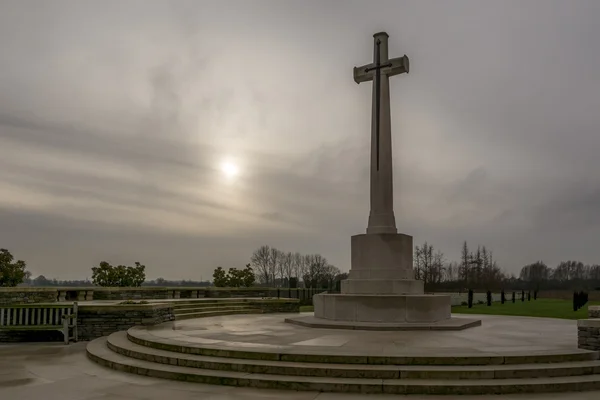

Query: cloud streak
left=1, top=0, right=600, bottom=279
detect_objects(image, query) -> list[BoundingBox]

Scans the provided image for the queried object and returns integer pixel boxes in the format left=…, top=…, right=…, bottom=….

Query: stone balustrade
left=0, top=287, right=327, bottom=306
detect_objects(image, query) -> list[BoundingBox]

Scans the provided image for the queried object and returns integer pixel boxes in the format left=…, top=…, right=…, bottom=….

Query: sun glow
left=220, top=160, right=240, bottom=179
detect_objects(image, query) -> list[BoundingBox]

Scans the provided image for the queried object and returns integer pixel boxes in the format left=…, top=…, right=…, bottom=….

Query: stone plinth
left=341, top=233, right=423, bottom=295
left=314, top=294, right=450, bottom=323
left=346, top=233, right=413, bottom=283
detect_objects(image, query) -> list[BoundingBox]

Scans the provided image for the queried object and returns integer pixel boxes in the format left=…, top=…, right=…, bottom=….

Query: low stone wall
left=247, top=299, right=300, bottom=313
left=589, top=306, right=600, bottom=318
left=578, top=319, right=600, bottom=351
left=91, top=288, right=171, bottom=301
left=0, top=288, right=58, bottom=305
left=0, top=287, right=327, bottom=304
left=77, top=303, right=174, bottom=341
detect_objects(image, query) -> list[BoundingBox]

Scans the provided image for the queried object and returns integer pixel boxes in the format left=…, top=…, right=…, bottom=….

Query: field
left=299, top=299, right=598, bottom=320
left=452, top=298, right=599, bottom=320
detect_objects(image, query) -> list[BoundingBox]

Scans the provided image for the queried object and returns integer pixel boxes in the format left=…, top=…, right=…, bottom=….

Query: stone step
left=87, top=337, right=600, bottom=394
left=174, top=309, right=263, bottom=321
left=127, top=326, right=600, bottom=366
left=106, top=331, right=600, bottom=380
left=174, top=305, right=257, bottom=314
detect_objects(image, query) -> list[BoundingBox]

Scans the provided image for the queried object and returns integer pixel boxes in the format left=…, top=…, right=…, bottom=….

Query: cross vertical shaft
left=368, top=32, right=396, bottom=234
left=353, top=32, right=409, bottom=235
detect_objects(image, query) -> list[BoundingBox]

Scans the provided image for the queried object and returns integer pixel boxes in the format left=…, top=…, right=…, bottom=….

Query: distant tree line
left=249, top=245, right=344, bottom=289
left=417, top=241, right=505, bottom=291
left=4, top=243, right=600, bottom=292
left=519, top=261, right=600, bottom=291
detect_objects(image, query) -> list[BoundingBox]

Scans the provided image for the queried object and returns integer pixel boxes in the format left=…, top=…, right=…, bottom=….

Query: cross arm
left=386, top=54, right=410, bottom=78
left=353, top=63, right=375, bottom=84
left=353, top=54, right=410, bottom=84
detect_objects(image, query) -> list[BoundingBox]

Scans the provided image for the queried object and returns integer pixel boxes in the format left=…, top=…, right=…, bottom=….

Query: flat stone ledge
left=284, top=315, right=481, bottom=331
left=578, top=319, right=600, bottom=328
left=589, top=306, right=600, bottom=319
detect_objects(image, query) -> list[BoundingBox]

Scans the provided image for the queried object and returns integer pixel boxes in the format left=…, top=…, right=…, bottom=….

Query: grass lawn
left=453, top=298, right=599, bottom=320
left=299, top=299, right=598, bottom=320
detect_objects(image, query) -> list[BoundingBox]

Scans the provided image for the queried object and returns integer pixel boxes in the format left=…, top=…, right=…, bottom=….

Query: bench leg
left=63, top=319, right=69, bottom=345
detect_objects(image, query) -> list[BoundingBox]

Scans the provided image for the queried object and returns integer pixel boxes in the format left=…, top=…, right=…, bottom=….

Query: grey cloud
left=2, top=0, right=600, bottom=279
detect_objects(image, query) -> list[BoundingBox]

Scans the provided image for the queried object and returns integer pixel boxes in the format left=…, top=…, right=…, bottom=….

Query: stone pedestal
left=312, top=232, right=453, bottom=326
left=286, top=232, right=479, bottom=330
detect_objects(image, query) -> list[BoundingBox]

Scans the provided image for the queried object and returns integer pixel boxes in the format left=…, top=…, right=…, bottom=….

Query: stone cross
left=353, top=32, right=409, bottom=235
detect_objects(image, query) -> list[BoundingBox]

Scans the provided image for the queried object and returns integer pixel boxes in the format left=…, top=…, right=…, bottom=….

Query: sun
left=220, top=160, right=239, bottom=179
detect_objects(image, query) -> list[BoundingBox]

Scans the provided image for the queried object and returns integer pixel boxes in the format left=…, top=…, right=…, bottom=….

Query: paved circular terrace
left=141, top=312, right=580, bottom=358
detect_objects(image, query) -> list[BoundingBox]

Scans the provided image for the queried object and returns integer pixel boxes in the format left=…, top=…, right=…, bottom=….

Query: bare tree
left=321, top=264, right=341, bottom=289
left=303, top=254, right=330, bottom=288
left=269, top=247, right=282, bottom=286
left=590, top=265, right=600, bottom=280
left=445, top=261, right=459, bottom=282
left=281, top=251, right=293, bottom=287
left=431, top=250, right=445, bottom=284
left=293, top=252, right=304, bottom=280
left=250, top=245, right=271, bottom=285
left=414, top=245, right=422, bottom=280
left=415, top=242, right=434, bottom=285
left=302, top=254, right=314, bottom=287
left=460, top=241, right=470, bottom=284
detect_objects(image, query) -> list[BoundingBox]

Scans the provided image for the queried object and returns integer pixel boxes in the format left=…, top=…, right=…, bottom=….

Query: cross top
left=353, top=32, right=409, bottom=85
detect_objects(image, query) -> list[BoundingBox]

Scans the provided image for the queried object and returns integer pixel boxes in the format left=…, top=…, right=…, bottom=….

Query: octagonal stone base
left=286, top=293, right=481, bottom=331
left=313, top=293, right=452, bottom=323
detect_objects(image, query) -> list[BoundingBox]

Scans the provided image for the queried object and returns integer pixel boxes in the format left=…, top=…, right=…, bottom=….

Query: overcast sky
left=1, top=0, right=600, bottom=280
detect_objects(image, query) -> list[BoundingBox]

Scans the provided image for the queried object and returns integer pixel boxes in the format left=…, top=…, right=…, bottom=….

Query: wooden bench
left=0, top=302, right=78, bottom=344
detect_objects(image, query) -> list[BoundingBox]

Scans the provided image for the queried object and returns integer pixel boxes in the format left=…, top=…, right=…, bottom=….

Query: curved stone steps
left=172, top=301, right=252, bottom=310
left=107, top=331, right=600, bottom=380
left=175, top=309, right=263, bottom=321
left=175, top=305, right=259, bottom=314
left=127, top=326, right=600, bottom=366
left=87, top=336, right=600, bottom=394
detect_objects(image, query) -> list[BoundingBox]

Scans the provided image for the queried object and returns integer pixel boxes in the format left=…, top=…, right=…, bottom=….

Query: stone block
left=350, top=233, right=413, bottom=279
left=341, top=279, right=423, bottom=295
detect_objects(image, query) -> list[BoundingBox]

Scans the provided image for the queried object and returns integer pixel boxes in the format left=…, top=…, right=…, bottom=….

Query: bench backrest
left=0, top=303, right=78, bottom=327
